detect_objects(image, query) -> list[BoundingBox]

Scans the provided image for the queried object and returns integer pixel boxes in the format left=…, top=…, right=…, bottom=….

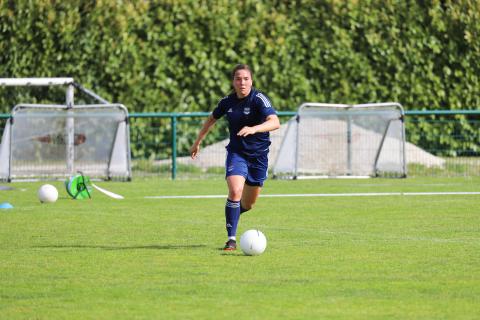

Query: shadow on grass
left=33, top=244, right=206, bottom=250
left=217, top=248, right=249, bottom=257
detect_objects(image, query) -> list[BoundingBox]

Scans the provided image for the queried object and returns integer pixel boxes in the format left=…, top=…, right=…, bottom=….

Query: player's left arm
left=237, top=114, right=280, bottom=137
left=238, top=92, right=280, bottom=137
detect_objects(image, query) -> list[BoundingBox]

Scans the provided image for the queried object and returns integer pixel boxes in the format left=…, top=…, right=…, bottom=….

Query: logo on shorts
left=243, top=107, right=250, bottom=115
left=227, top=108, right=233, bottom=113
left=227, top=165, right=234, bottom=172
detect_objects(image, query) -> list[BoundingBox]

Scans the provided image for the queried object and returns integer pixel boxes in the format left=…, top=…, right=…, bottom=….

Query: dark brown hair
left=231, top=64, right=253, bottom=80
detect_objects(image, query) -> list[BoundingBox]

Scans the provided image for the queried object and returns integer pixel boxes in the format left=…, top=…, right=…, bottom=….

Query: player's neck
left=235, top=88, right=252, bottom=99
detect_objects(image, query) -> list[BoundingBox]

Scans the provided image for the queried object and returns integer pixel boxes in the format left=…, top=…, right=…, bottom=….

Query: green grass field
left=1, top=177, right=479, bottom=319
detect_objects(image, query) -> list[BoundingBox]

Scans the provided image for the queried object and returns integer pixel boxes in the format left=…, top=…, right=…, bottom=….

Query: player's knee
left=228, top=187, right=243, bottom=201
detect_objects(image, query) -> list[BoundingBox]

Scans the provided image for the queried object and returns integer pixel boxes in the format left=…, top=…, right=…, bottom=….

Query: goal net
left=0, top=78, right=131, bottom=181
left=0, top=104, right=131, bottom=181
left=273, top=103, right=407, bottom=179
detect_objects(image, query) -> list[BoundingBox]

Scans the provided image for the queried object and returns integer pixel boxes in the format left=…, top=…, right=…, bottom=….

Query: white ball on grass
left=38, top=184, right=58, bottom=203
left=240, top=229, right=267, bottom=256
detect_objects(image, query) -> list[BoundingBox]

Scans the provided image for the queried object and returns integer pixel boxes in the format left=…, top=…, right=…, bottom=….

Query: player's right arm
left=190, top=114, right=217, bottom=159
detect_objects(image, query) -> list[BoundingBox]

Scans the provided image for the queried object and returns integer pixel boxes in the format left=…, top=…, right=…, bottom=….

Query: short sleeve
left=255, top=92, right=277, bottom=117
left=212, top=96, right=228, bottom=119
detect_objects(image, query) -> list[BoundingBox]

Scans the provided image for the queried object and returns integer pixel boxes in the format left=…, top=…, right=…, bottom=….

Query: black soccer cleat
left=223, top=239, right=237, bottom=251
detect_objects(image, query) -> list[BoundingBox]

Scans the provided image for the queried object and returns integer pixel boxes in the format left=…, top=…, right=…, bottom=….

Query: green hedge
left=1, top=0, right=479, bottom=156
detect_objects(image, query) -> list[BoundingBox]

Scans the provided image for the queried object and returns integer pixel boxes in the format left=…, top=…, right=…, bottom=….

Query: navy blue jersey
left=212, top=88, right=277, bottom=157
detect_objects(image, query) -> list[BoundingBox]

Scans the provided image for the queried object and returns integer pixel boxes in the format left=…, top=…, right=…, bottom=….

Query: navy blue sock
left=225, top=199, right=240, bottom=238
left=240, top=205, right=250, bottom=215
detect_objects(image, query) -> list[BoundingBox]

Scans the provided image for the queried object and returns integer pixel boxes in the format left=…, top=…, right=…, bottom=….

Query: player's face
left=233, top=69, right=252, bottom=98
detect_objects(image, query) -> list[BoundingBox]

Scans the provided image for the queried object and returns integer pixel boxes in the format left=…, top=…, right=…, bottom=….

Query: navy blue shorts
left=225, top=151, right=268, bottom=187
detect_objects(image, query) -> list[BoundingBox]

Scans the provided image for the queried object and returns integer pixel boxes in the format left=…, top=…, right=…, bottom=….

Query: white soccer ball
left=240, top=229, right=267, bottom=256
left=38, top=184, right=58, bottom=203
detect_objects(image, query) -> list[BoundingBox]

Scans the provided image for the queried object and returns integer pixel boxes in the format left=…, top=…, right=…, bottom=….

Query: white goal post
left=273, top=102, right=407, bottom=179
left=0, top=78, right=131, bottom=181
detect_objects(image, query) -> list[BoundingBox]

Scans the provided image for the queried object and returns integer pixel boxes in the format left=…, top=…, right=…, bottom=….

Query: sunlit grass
left=1, top=177, right=479, bottom=319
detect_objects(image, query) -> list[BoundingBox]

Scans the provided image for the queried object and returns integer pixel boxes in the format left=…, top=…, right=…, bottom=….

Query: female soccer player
left=190, top=64, right=280, bottom=250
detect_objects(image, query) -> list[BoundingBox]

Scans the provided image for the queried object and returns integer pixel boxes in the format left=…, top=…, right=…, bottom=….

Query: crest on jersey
left=243, top=107, right=250, bottom=115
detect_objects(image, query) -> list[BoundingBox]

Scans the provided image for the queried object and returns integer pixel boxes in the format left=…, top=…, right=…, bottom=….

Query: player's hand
left=190, top=144, right=200, bottom=159
left=237, top=126, right=257, bottom=137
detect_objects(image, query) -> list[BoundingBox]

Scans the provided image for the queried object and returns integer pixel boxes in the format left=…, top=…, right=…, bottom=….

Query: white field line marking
left=144, top=191, right=480, bottom=199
